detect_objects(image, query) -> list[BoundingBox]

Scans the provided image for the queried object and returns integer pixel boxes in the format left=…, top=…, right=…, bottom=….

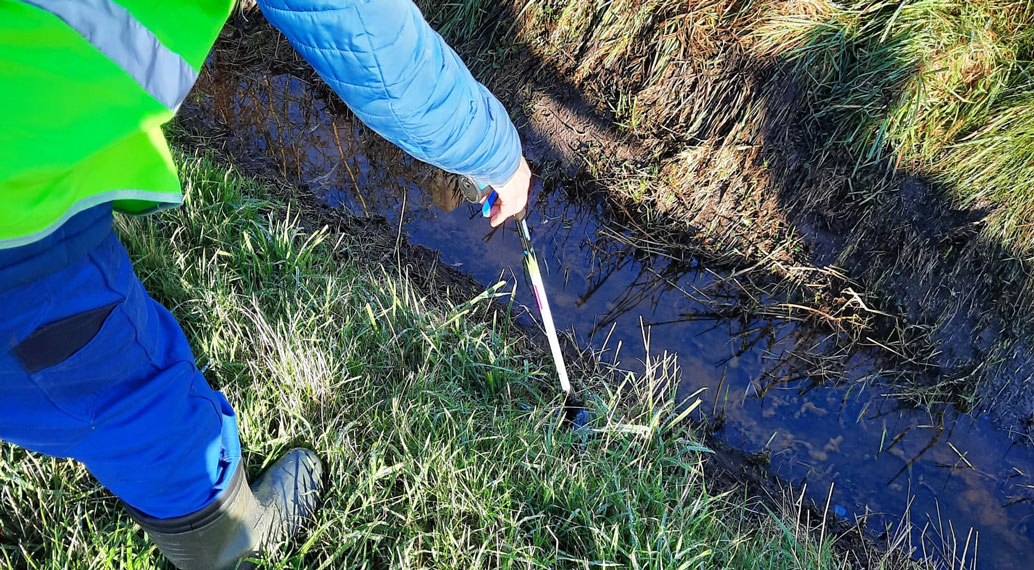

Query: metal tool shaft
left=476, top=186, right=573, bottom=398
left=517, top=217, right=572, bottom=396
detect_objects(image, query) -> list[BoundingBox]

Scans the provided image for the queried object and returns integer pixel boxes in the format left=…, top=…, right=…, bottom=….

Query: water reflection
left=183, top=61, right=1034, bottom=570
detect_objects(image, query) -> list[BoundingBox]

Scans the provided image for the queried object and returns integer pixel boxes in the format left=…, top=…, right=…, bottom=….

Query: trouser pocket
left=13, top=302, right=118, bottom=374
left=13, top=300, right=148, bottom=422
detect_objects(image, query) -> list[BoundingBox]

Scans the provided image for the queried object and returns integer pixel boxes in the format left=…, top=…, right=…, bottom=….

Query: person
left=0, top=0, right=530, bottom=568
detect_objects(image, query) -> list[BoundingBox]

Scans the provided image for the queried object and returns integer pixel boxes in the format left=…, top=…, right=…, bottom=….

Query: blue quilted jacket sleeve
left=256, top=0, right=523, bottom=188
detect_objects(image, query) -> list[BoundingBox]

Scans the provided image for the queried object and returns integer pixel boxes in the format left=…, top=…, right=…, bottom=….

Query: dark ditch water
left=185, top=63, right=1034, bottom=569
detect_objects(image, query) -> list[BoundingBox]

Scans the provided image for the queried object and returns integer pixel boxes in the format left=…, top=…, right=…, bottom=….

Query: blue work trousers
left=0, top=211, right=241, bottom=519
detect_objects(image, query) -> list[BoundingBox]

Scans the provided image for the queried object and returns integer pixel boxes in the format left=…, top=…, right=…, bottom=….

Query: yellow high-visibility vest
left=1, top=0, right=236, bottom=248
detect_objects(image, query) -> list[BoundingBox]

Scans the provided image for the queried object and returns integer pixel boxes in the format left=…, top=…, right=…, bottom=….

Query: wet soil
left=174, top=16, right=1034, bottom=570
left=521, top=90, right=652, bottom=172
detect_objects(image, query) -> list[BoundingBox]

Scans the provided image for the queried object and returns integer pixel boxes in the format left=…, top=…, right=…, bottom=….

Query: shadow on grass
left=751, top=13, right=1034, bottom=433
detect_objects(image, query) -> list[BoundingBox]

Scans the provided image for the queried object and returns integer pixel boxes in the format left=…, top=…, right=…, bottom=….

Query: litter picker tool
left=462, top=179, right=587, bottom=426
left=513, top=214, right=572, bottom=397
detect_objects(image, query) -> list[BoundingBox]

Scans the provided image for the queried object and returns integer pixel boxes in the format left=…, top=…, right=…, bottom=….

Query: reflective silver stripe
left=22, top=0, right=198, bottom=111
left=0, top=190, right=183, bottom=250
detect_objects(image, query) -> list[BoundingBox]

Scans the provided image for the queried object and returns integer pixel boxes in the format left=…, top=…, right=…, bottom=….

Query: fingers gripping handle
left=458, top=176, right=496, bottom=217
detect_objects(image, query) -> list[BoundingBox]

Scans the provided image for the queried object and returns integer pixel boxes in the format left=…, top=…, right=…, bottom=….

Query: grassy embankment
left=412, top=0, right=1034, bottom=412
left=0, top=151, right=908, bottom=568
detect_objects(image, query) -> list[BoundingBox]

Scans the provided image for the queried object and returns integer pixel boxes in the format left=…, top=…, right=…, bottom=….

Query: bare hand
left=486, top=157, right=531, bottom=227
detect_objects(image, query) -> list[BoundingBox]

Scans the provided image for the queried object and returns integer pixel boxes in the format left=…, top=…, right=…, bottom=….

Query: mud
left=521, top=91, right=651, bottom=172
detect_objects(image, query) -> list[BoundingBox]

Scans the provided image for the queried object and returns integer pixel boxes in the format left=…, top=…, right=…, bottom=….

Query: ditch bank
left=400, top=0, right=1034, bottom=437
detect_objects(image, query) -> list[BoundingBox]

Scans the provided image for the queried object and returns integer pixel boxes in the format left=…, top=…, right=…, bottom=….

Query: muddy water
left=186, top=66, right=1034, bottom=569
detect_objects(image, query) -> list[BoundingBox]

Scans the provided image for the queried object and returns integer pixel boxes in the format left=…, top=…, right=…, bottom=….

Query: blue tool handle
left=482, top=189, right=498, bottom=218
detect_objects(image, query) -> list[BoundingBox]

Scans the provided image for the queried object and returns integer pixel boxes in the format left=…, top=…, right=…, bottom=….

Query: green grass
left=756, top=0, right=1034, bottom=248
left=0, top=151, right=890, bottom=569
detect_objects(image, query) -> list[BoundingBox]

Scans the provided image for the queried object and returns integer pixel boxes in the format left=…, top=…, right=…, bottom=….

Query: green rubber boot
left=128, top=448, right=325, bottom=570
